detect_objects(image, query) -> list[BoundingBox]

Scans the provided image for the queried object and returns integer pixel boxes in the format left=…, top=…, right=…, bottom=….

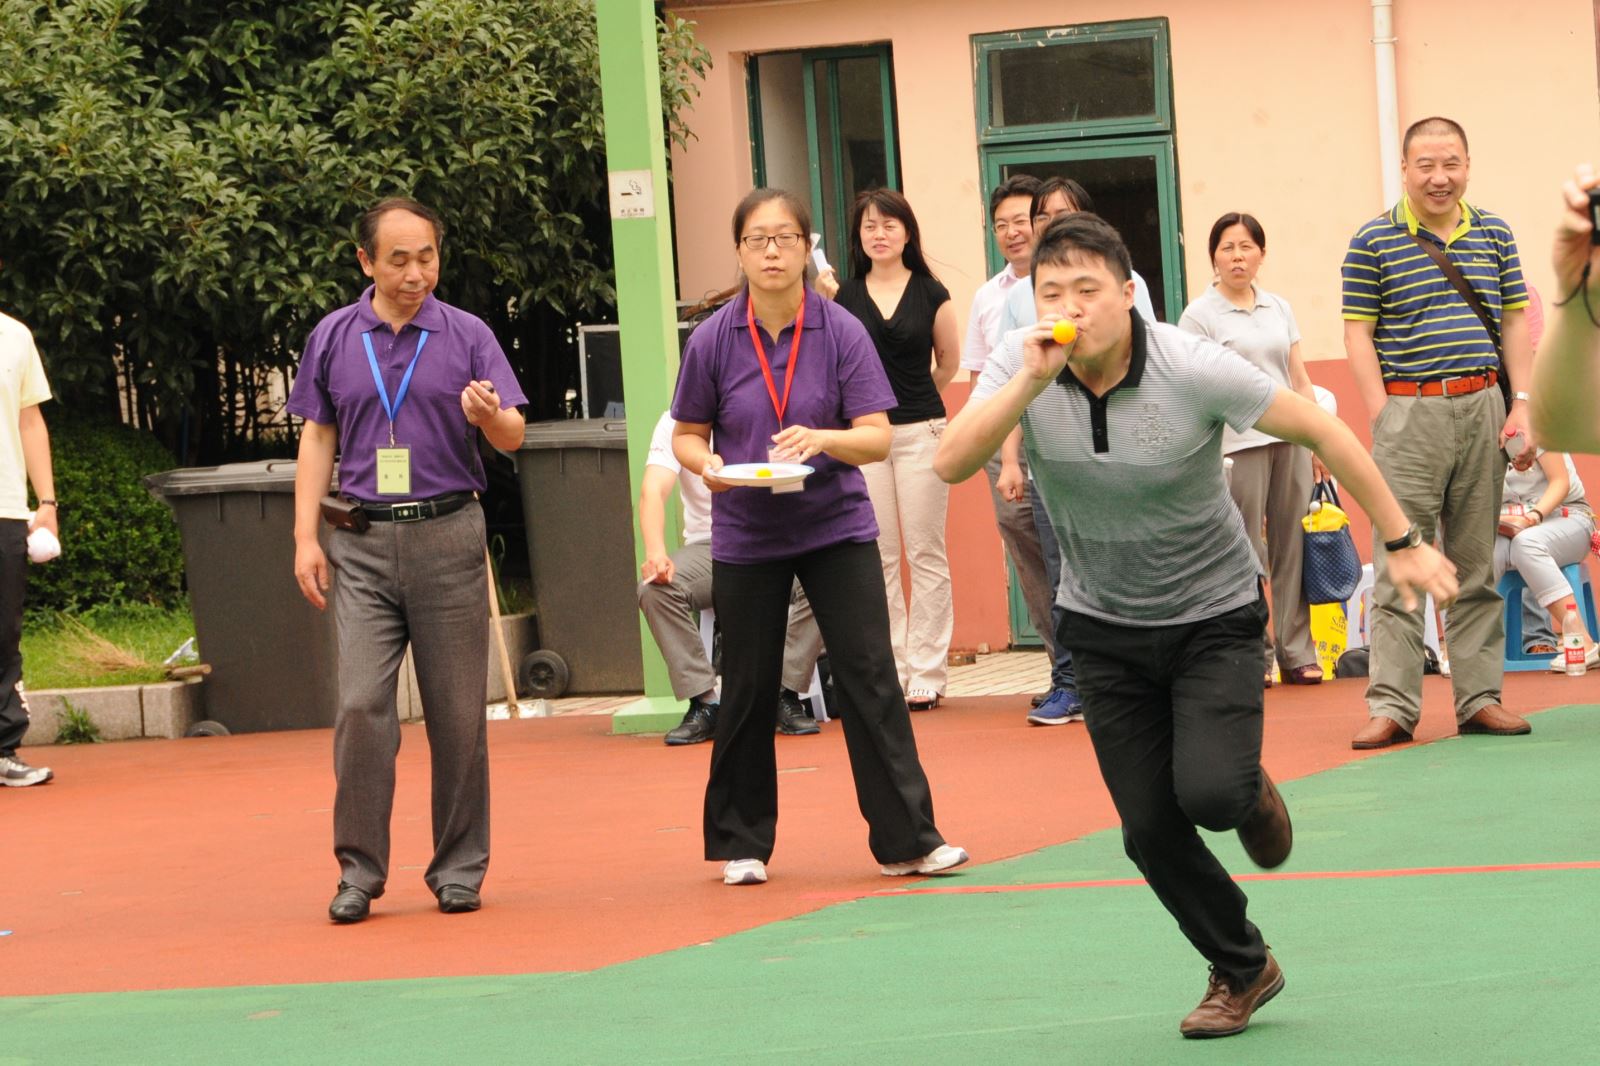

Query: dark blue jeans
left=1027, top=480, right=1076, bottom=693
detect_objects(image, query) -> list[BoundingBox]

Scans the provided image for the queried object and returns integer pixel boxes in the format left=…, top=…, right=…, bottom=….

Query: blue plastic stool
left=1498, top=561, right=1598, bottom=671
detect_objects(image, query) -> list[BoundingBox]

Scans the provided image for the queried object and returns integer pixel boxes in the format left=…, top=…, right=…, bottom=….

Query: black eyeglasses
left=740, top=232, right=806, bottom=251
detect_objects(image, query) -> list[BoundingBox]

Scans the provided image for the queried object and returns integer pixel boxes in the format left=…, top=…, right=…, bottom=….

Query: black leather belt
left=358, top=492, right=476, bottom=523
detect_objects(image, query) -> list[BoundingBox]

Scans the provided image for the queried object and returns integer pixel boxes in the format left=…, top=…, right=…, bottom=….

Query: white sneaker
left=722, top=858, right=767, bottom=885
left=1548, top=643, right=1600, bottom=672
left=879, top=844, right=969, bottom=877
left=1, top=754, right=52, bottom=787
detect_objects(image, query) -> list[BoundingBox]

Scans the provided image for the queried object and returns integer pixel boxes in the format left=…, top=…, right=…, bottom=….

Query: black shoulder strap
left=1408, top=231, right=1500, bottom=353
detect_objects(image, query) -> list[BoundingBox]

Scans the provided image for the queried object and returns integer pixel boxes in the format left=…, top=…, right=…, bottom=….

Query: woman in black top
left=828, top=188, right=960, bottom=710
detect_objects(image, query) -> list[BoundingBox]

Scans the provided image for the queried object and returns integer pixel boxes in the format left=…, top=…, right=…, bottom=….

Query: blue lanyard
left=362, top=329, right=429, bottom=445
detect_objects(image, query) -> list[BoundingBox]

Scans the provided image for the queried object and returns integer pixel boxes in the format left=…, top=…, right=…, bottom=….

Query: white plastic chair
left=1345, top=562, right=1442, bottom=660
left=698, top=608, right=829, bottom=721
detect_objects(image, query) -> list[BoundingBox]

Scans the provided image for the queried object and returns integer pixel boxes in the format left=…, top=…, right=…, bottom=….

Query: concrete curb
left=22, top=678, right=206, bottom=744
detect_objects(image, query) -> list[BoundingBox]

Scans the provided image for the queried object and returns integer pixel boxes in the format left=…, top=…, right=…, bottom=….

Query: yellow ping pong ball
left=1052, top=319, right=1077, bottom=346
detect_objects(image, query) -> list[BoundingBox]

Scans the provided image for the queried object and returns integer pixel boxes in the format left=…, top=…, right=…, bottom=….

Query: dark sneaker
left=1, top=754, right=52, bottom=787
left=1179, top=952, right=1284, bottom=1038
left=664, top=698, right=717, bottom=746
left=1026, top=689, right=1084, bottom=726
left=777, top=688, right=820, bottom=735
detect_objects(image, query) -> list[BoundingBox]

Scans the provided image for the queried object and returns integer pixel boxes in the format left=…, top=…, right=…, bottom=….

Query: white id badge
left=375, top=446, right=412, bottom=496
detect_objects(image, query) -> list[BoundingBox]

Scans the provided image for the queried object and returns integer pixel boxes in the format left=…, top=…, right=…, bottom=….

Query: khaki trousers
left=862, top=418, right=953, bottom=693
left=1227, top=442, right=1318, bottom=672
left=1367, top=388, right=1505, bottom=731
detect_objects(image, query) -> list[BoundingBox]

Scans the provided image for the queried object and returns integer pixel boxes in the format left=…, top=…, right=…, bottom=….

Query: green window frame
left=973, top=20, right=1173, bottom=144
left=747, top=45, right=900, bottom=278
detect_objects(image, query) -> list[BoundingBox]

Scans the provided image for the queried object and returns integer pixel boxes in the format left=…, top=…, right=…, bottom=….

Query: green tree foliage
left=0, top=0, right=709, bottom=460
left=27, top=420, right=185, bottom=613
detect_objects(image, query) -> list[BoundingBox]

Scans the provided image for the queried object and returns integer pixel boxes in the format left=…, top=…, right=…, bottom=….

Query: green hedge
left=27, top=420, right=184, bottom=613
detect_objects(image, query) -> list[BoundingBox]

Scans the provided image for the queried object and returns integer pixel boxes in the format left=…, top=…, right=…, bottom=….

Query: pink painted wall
left=664, top=0, right=1600, bottom=650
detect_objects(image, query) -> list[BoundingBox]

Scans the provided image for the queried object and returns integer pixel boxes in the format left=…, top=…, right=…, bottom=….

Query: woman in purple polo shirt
left=671, top=188, right=967, bottom=886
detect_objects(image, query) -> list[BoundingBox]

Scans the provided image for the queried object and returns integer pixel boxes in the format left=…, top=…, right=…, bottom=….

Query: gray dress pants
left=326, top=504, right=490, bottom=895
left=638, top=541, right=823, bottom=700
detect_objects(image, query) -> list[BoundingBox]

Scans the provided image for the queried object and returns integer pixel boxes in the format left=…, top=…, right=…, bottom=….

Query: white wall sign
left=608, top=170, right=654, bottom=219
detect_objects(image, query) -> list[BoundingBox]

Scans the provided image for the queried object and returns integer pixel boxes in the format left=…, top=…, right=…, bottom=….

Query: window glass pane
left=1003, top=154, right=1167, bottom=319
left=988, top=37, right=1156, bottom=128
left=811, top=60, right=840, bottom=259
left=835, top=56, right=888, bottom=191
left=753, top=53, right=809, bottom=194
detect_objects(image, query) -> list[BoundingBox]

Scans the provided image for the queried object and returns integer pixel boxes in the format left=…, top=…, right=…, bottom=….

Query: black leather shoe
left=776, top=688, right=820, bottom=735
left=328, top=882, right=374, bottom=923
left=664, top=697, right=717, bottom=746
left=437, top=884, right=481, bottom=914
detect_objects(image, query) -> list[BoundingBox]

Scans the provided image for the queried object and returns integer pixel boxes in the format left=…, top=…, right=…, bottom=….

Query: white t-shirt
left=960, top=263, right=1027, bottom=372
left=646, top=411, right=711, bottom=545
left=0, top=311, right=52, bottom=520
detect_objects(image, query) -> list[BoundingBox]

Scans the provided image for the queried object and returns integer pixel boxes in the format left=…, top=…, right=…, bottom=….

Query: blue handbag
left=1301, top=481, right=1362, bottom=605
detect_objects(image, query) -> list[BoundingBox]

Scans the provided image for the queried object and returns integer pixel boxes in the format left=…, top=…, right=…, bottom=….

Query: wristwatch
left=1383, top=522, right=1423, bottom=552
left=1513, top=391, right=1531, bottom=402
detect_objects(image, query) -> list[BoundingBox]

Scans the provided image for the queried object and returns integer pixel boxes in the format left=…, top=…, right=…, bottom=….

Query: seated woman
left=1494, top=446, right=1598, bottom=669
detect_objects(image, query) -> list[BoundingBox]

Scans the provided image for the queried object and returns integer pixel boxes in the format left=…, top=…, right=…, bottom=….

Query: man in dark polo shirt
left=935, top=213, right=1458, bottom=1038
left=1342, top=116, right=1535, bottom=749
left=289, top=198, right=526, bottom=923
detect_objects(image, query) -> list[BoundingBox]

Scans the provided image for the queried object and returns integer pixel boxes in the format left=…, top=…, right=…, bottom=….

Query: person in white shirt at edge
left=933, top=212, right=1459, bottom=1039
left=996, top=176, right=1156, bottom=725
left=1494, top=445, right=1598, bottom=669
left=636, top=410, right=827, bottom=744
left=1179, top=212, right=1326, bottom=688
left=952, top=176, right=1061, bottom=712
left=1531, top=163, right=1600, bottom=451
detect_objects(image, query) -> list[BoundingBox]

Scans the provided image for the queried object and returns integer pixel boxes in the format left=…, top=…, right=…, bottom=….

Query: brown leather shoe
left=1237, top=769, right=1292, bottom=869
left=1351, top=716, right=1413, bottom=750
left=1180, top=952, right=1284, bottom=1038
left=1458, top=703, right=1531, bottom=736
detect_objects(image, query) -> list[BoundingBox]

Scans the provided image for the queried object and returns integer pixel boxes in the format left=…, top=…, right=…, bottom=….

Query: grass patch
left=54, top=699, right=102, bottom=744
left=21, top=602, right=195, bottom=690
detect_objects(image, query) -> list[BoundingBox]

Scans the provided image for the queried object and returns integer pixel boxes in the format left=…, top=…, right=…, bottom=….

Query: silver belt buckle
left=391, top=502, right=423, bottom=522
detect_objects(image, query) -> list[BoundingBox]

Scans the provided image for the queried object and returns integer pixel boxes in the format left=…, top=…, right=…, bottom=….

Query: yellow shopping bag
left=1309, top=601, right=1347, bottom=679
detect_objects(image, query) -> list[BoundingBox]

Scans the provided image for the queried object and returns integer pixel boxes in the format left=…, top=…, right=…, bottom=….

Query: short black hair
left=1031, top=212, right=1132, bottom=286
left=1402, top=116, right=1469, bottom=158
left=1206, top=212, right=1267, bottom=260
left=988, top=174, right=1043, bottom=220
left=731, top=187, right=812, bottom=246
left=357, top=198, right=445, bottom=259
left=1032, top=177, right=1095, bottom=219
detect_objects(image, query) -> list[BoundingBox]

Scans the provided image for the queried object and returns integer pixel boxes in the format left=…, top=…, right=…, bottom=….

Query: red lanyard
left=747, top=295, right=804, bottom=428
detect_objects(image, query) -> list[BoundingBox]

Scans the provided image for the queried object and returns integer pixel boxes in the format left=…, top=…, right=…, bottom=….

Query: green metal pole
left=596, top=0, right=683, bottom=733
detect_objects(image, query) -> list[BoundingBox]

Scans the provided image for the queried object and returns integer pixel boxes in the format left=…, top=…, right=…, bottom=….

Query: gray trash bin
left=145, top=461, right=339, bottom=734
left=515, top=419, right=642, bottom=695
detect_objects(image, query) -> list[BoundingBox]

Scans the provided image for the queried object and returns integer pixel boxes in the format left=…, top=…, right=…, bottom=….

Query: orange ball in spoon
left=1052, top=319, right=1077, bottom=346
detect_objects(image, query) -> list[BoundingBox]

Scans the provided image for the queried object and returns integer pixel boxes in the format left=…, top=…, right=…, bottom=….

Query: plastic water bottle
left=1561, top=604, right=1587, bottom=677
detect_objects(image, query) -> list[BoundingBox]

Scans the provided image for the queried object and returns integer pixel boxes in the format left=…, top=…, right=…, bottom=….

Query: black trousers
left=0, top=521, right=29, bottom=757
left=1062, top=590, right=1272, bottom=984
left=705, top=539, right=945, bottom=865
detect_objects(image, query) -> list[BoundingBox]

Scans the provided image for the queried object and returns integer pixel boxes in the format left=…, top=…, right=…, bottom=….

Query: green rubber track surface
left=4, top=705, right=1597, bottom=1065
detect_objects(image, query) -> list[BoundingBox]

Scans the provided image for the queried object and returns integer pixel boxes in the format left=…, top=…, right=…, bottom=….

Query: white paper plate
left=711, top=462, right=814, bottom=488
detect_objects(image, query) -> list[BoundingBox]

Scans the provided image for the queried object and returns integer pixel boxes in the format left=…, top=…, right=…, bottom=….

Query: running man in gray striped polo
left=1341, top=116, right=1535, bottom=750
left=935, top=212, right=1459, bottom=1038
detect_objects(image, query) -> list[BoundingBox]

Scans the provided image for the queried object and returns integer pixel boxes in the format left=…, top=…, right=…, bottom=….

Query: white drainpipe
left=1372, top=0, right=1402, bottom=204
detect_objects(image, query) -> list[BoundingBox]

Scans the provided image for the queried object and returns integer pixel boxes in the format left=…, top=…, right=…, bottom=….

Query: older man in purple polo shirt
left=289, top=198, right=526, bottom=924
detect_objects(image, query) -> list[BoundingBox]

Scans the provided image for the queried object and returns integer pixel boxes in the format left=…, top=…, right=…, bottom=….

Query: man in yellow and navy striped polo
left=1341, top=116, right=1533, bottom=749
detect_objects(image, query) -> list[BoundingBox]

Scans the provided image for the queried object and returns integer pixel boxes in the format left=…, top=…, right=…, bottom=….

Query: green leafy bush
left=26, top=420, right=184, bottom=613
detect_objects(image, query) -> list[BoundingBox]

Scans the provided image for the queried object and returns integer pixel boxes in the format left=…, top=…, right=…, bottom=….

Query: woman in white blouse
left=1180, top=213, right=1324, bottom=686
